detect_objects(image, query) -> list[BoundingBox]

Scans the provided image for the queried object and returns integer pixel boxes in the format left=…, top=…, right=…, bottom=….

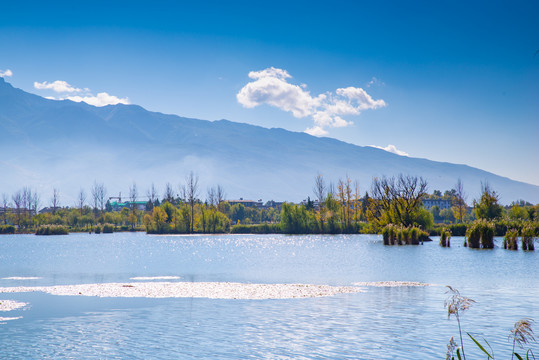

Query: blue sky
left=1, top=0, right=538, bottom=186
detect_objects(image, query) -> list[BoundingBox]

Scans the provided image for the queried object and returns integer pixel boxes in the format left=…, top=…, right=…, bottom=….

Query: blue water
left=0, top=233, right=537, bottom=359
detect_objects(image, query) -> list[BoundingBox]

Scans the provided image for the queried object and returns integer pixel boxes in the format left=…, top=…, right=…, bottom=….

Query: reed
left=521, top=225, right=536, bottom=251
left=440, top=228, right=451, bottom=247
left=445, top=287, right=537, bottom=360
left=382, top=224, right=428, bottom=246
left=465, top=220, right=495, bottom=249
left=503, top=229, right=519, bottom=250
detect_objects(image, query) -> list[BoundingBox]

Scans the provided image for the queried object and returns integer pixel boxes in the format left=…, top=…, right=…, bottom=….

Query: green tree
left=473, top=182, right=503, bottom=220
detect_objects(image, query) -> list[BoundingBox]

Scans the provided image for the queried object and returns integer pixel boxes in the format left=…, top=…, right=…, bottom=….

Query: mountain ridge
left=1, top=77, right=538, bottom=204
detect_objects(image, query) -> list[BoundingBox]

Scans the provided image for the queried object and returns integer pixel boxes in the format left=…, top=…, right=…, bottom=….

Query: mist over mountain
left=1, top=77, right=538, bottom=205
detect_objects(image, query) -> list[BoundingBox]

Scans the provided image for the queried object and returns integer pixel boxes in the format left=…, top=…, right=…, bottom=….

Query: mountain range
left=1, top=76, right=538, bottom=205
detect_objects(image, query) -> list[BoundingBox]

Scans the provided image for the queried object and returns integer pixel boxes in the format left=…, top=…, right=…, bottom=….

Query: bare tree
left=31, top=191, right=40, bottom=216
left=12, top=190, right=23, bottom=227
left=206, top=185, right=226, bottom=207
left=51, top=188, right=60, bottom=215
left=147, top=183, right=158, bottom=204
left=91, top=181, right=99, bottom=214
left=370, top=174, right=428, bottom=227
left=453, top=178, right=467, bottom=223
left=129, top=182, right=138, bottom=208
left=78, top=188, right=86, bottom=216
left=91, top=181, right=107, bottom=214
left=207, top=187, right=217, bottom=207
left=216, top=185, right=226, bottom=204
left=23, top=187, right=32, bottom=213
left=2, top=193, right=9, bottom=225
left=98, top=184, right=107, bottom=212
left=163, top=182, right=174, bottom=203
left=328, top=181, right=335, bottom=197
left=313, top=174, right=326, bottom=205
left=184, top=171, right=199, bottom=233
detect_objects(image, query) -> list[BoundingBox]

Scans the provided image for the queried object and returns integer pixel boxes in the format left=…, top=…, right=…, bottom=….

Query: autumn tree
left=1, top=193, right=9, bottom=225
left=313, top=174, right=326, bottom=231
left=452, top=178, right=467, bottom=223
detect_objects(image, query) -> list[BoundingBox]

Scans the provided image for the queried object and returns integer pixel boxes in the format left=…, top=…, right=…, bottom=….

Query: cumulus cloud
left=34, top=78, right=129, bottom=107
left=34, top=80, right=82, bottom=93
left=66, top=92, right=129, bottom=107
left=0, top=69, right=13, bottom=78
left=369, top=144, right=409, bottom=156
left=237, top=67, right=386, bottom=136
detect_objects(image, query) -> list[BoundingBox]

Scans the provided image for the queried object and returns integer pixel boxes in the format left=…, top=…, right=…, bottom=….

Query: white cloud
left=237, top=67, right=386, bottom=136
left=248, top=67, right=292, bottom=80
left=66, top=92, right=130, bottom=107
left=369, top=144, right=409, bottom=156
left=366, top=77, right=385, bottom=88
left=0, top=69, right=13, bottom=78
left=34, top=80, right=82, bottom=93
left=35, top=78, right=129, bottom=107
left=305, top=126, right=328, bottom=136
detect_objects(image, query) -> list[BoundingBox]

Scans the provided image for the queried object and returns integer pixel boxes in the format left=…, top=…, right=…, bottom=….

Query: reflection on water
left=0, top=233, right=537, bottom=359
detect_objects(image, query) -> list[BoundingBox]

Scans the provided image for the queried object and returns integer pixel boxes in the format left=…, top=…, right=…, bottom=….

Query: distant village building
left=39, top=207, right=56, bottom=214
left=224, top=198, right=283, bottom=210
left=227, top=198, right=263, bottom=208
left=422, top=199, right=452, bottom=210
left=300, top=199, right=320, bottom=209
left=109, top=201, right=148, bottom=212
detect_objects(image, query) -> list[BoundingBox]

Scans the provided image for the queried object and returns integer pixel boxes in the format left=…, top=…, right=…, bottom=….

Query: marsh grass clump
left=35, top=225, right=68, bottom=235
left=396, top=226, right=407, bottom=245
left=480, top=220, right=495, bottom=249
left=382, top=224, right=428, bottom=245
left=0, top=225, right=16, bottom=234
left=382, top=224, right=397, bottom=245
left=466, top=222, right=481, bottom=248
left=102, top=224, right=114, bottom=233
left=503, top=229, right=519, bottom=250
left=440, top=228, right=451, bottom=247
left=465, top=220, right=495, bottom=249
left=521, top=225, right=536, bottom=251
left=409, top=227, right=420, bottom=245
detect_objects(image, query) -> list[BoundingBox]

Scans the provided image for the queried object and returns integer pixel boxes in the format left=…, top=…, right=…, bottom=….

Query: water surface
left=0, top=233, right=537, bottom=359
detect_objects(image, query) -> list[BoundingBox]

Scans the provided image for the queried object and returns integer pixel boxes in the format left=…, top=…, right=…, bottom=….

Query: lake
left=0, top=233, right=537, bottom=359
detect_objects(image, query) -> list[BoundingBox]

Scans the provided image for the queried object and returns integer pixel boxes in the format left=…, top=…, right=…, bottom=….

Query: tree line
left=1, top=172, right=538, bottom=236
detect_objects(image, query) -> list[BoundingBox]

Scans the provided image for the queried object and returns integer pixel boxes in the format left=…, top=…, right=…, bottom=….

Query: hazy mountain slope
left=1, top=77, right=538, bottom=204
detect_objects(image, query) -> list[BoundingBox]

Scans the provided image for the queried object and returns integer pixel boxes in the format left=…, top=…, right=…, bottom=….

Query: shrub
left=0, top=225, right=16, bottom=234
left=35, top=225, right=68, bottom=235
left=102, top=224, right=114, bottom=233
left=94, top=226, right=102, bottom=234
left=230, top=223, right=281, bottom=234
